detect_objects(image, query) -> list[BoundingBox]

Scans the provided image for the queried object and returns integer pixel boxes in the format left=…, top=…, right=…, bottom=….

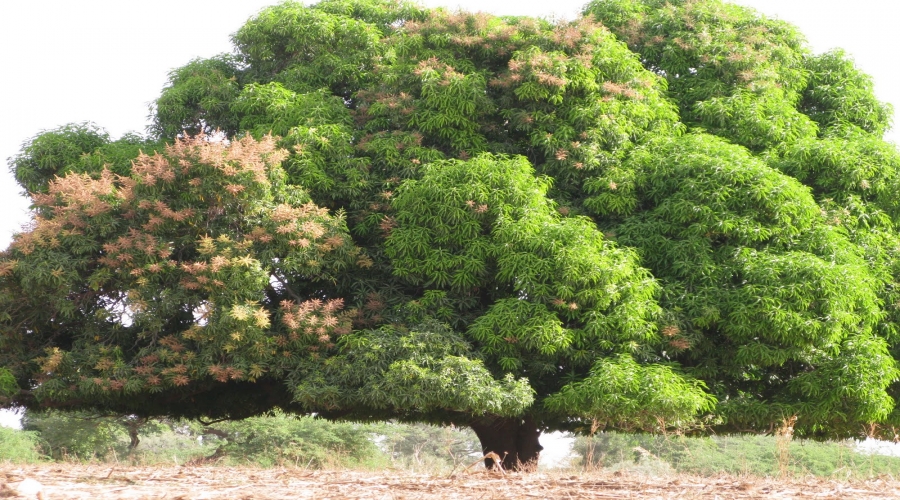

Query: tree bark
left=124, top=417, right=146, bottom=452
left=128, top=427, right=140, bottom=451
left=469, top=416, right=543, bottom=471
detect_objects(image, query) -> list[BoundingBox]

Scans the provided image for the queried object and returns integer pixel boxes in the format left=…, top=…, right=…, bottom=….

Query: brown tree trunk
left=124, top=417, right=145, bottom=453
left=128, top=427, right=140, bottom=451
left=469, top=416, right=543, bottom=471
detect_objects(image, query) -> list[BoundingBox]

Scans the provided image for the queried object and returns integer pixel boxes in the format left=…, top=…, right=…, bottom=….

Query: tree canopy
left=3, top=0, right=899, bottom=469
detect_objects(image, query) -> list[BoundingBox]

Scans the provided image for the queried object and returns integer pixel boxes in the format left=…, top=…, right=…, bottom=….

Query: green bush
left=23, top=411, right=128, bottom=461
left=374, top=422, right=482, bottom=471
left=126, top=426, right=219, bottom=465
left=575, top=432, right=900, bottom=478
left=0, top=426, right=45, bottom=463
left=215, top=413, right=384, bottom=468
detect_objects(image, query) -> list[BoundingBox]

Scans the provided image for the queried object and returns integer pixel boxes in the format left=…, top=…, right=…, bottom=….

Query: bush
left=374, top=422, right=482, bottom=472
left=575, top=432, right=900, bottom=478
left=0, top=426, right=44, bottom=463
left=215, top=413, right=384, bottom=468
left=23, top=411, right=128, bottom=461
left=126, top=426, right=218, bottom=465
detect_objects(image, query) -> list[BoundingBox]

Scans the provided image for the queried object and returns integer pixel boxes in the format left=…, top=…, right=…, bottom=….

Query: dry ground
left=3, top=463, right=900, bottom=499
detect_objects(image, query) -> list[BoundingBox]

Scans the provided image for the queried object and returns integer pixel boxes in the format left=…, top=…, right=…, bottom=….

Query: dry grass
left=3, top=463, right=900, bottom=499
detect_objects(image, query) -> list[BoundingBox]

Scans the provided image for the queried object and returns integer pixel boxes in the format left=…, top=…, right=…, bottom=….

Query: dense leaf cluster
left=3, top=0, right=900, bottom=445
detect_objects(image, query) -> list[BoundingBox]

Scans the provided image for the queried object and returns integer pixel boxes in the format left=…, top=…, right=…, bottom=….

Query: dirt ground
left=3, top=464, right=900, bottom=499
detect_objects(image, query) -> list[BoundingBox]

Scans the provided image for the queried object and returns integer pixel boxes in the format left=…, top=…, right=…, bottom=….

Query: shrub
left=0, top=426, right=44, bottom=463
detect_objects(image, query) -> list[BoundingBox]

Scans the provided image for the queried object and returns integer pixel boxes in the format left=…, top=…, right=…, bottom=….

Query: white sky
left=0, top=0, right=898, bottom=430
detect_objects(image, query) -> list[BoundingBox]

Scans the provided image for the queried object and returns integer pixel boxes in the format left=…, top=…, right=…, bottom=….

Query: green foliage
left=612, top=133, right=897, bottom=435
left=10, top=122, right=108, bottom=194
left=546, top=354, right=714, bottom=431
left=9, top=123, right=164, bottom=195
left=374, top=422, right=481, bottom=470
left=575, top=432, right=900, bottom=479
left=2, top=134, right=361, bottom=419
left=291, top=322, right=534, bottom=417
left=124, top=427, right=220, bottom=465
left=585, top=0, right=817, bottom=152
left=152, top=56, right=243, bottom=138
left=0, top=426, right=45, bottom=463
left=10, top=123, right=109, bottom=193
left=5, top=410, right=478, bottom=470
left=23, top=411, right=126, bottom=460
left=0, top=368, right=17, bottom=402
left=5, top=0, right=900, bottom=457
left=800, top=50, right=893, bottom=137
left=232, top=1, right=388, bottom=96
left=215, top=413, right=380, bottom=467
left=774, top=125, right=900, bottom=222
left=232, top=82, right=373, bottom=208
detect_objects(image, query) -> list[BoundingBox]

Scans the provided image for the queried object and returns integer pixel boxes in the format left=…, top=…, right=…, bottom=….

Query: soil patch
left=3, top=464, right=899, bottom=499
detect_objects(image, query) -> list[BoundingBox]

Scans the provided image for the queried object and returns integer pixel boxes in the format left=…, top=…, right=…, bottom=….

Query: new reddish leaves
left=1, top=134, right=359, bottom=414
